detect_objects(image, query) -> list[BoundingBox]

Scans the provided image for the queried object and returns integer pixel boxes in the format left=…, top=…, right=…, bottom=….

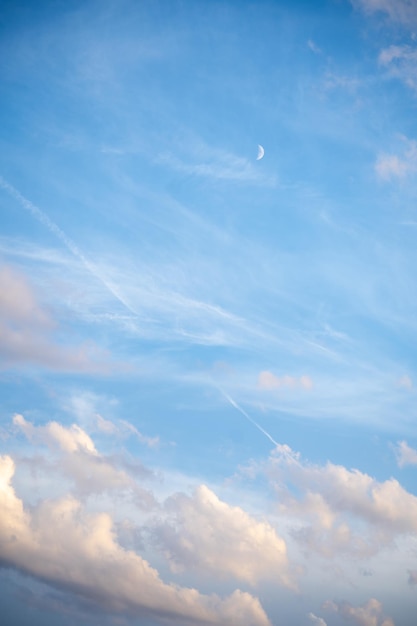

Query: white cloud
left=156, top=140, right=274, bottom=185
left=13, top=413, right=98, bottom=455
left=0, top=263, right=111, bottom=373
left=378, top=45, right=417, bottom=92
left=258, top=371, right=313, bottom=390
left=323, top=598, right=394, bottom=626
left=375, top=137, right=417, bottom=180
left=352, top=0, right=417, bottom=24
left=307, top=40, right=322, bottom=55
left=394, top=440, right=417, bottom=467
left=0, top=455, right=271, bottom=626
left=152, top=484, right=297, bottom=589
left=265, top=444, right=417, bottom=556
left=308, top=612, right=328, bottom=626
left=13, top=414, right=153, bottom=502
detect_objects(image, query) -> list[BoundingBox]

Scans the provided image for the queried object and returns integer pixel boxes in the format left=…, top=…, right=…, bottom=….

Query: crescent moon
left=256, top=144, right=265, bottom=160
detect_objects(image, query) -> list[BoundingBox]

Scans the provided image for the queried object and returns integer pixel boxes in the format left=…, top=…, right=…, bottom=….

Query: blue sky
left=1, top=0, right=417, bottom=625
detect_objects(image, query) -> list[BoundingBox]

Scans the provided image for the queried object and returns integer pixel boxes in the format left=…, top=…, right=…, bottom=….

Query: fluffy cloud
left=13, top=414, right=154, bottom=502
left=0, top=264, right=110, bottom=373
left=394, top=440, right=417, bottom=468
left=0, top=455, right=271, bottom=626
left=152, top=484, right=296, bottom=589
left=258, top=371, right=313, bottom=390
left=266, top=444, right=417, bottom=556
left=323, top=598, right=394, bottom=626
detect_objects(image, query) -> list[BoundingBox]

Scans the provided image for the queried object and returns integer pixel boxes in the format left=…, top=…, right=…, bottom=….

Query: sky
left=1, top=0, right=417, bottom=624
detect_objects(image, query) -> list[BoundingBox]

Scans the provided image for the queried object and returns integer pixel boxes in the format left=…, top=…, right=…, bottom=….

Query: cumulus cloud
left=152, top=484, right=296, bottom=589
left=258, top=371, right=313, bottom=390
left=0, top=456, right=271, bottom=626
left=323, top=598, right=394, bottom=626
left=13, top=414, right=154, bottom=502
left=0, top=264, right=110, bottom=373
left=265, top=443, right=417, bottom=557
left=394, top=440, right=417, bottom=468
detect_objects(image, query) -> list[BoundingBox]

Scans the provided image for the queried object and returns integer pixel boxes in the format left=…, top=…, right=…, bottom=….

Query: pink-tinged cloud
left=0, top=264, right=112, bottom=373
left=323, top=598, right=394, bottom=626
left=395, top=440, right=417, bottom=468
left=0, top=455, right=272, bottom=626
left=152, top=484, right=297, bottom=589
left=266, top=444, right=417, bottom=557
left=258, top=370, right=313, bottom=390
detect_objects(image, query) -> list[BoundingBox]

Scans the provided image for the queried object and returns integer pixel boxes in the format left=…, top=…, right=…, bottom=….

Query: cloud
left=152, top=484, right=296, bottom=589
left=407, top=569, right=417, bottom=586
left=264, top=443, right=417, bottom=557
left=258, top=371, right=313, bottom=390
left=13, top=414, right=154, bottom=502
left=352, top=0, right=417, bottom=25
left=0, top=263, right=111, bottom=373
left=394, top=440, right=417, bottom=467
left=378, top=45, right=417, bottom=92
left=156, top=143, right=273, bottom=185
left=0, top=455, right=272, bottom=626
left=323, top=598, right=394, bottom=626
left=375, top=137, right=417, bottom=180
left=308, top=612, right=328, bottom=626
left=398, top=375, right=413, bottom=390
left=307, top=40, right=322, bottom=55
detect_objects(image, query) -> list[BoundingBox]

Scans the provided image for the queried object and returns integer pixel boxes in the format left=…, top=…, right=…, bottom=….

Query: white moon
left=256, top=144, right=265, bottom=160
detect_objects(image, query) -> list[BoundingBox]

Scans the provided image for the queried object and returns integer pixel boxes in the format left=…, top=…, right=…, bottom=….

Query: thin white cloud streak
left=219, top=389, right=279, bottom=448
left=0, top=176, right=137, bottom=316
left=156, top=141, right=274, bottom=185
left=308, top=613, right=327, bottom=626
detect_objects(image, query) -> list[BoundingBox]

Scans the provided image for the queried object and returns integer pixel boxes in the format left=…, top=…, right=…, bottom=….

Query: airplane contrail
left=0, top=176, right=137, bottom=316
left=219, top=388, right=279, bottom=447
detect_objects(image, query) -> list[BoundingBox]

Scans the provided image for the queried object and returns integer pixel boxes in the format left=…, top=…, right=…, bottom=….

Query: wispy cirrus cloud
left=352, top=0, right=417, bottom=25
left=156, top=139, right=274, bottom=185
left=378, top=45, right=417, bottom=93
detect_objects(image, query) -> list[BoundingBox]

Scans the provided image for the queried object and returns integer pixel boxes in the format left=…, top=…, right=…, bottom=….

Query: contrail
left=219, top=388, right=279, bottom=447
left=0, top=176, right=137, bottom=316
